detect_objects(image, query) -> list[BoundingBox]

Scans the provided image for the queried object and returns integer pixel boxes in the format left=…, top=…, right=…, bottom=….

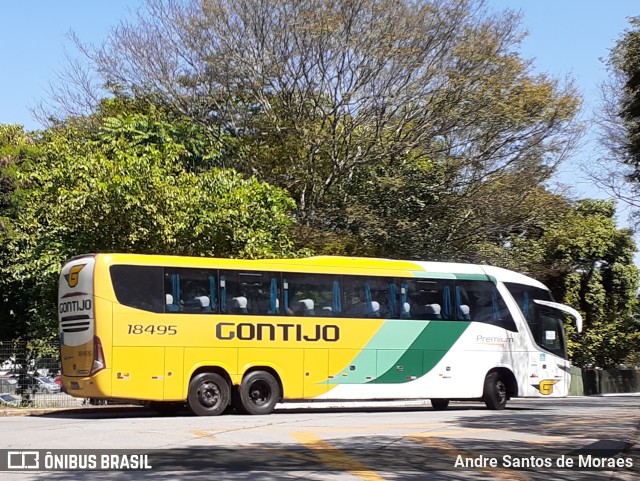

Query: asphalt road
left=0, top=396, right=638, bottom=480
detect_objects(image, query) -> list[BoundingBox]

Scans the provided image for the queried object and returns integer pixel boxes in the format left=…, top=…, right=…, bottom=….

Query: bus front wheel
left=483, top=372, right=507, bottom=410
left=188, top=372, right=230, bottom=416
left=430, top=398, right=449, bottom=410
left=238, top=371, right=280, bottom=415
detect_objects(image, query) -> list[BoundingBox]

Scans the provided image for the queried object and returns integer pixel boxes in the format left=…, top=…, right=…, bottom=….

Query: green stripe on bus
left=411, top=271, right=492, bottom=281
left=411, top=271, right=457, bottom=279
left=370, top=321, right=470, bottom=384
left=326, top=321, right=425, bottom=385
left=326, top=320, right=470, bottom=385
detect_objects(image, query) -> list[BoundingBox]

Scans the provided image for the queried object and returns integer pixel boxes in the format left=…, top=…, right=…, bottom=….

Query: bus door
left=531, top=303, right=571, bottom=397
left=534, top=300, right=582, bottom=396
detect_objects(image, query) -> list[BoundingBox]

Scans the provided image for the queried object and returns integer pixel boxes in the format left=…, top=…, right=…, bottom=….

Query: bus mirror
left=533, top=299, right=583, bottom=333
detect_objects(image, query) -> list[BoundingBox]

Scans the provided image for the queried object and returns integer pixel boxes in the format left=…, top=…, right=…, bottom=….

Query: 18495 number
left=127, top=324, right=177, bottom=335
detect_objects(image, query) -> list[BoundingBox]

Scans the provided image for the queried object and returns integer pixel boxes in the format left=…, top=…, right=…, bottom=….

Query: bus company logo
left=532, top=379, right=559, bottom=395
left=7, top=451, right=39, bottom=469
left=215, top=322, right=340, bottom=342
left=64, top=264, right=86, bottom=288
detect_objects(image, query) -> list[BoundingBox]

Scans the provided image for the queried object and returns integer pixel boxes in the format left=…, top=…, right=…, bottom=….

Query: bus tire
left=230, top=386, right=248, bottom=414
left=188, top=372, right=230, bottom=416
left=483, top=372, right=507, bottom=410
left=430, top=399, right=449, bottom=410
left=238, top=371, right=280, bottom=415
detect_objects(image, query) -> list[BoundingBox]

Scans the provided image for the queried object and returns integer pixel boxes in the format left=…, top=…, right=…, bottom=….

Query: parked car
left=12, top=376, right=61, bottom=395
left=0, top=377, right=17, bottom=394
left=35, top=376, right=61, bottom=394
left=53, top=375, right=67, bottom=393
left=0, top=393, right=20, bottom=406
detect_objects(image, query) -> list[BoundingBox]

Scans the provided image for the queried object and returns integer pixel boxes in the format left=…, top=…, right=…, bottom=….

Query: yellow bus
left=58, top=253, right=582, bottom=415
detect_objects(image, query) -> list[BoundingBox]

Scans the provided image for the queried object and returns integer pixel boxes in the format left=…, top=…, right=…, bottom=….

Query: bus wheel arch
left=187, top=368, right=232, bottom=416
left=482, top=368, right=517, bottom=410
left=236, top=367, right=282, bottom=415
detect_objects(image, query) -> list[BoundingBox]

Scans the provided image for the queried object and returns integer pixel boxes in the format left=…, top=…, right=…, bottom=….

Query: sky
left=0, top=0, right=639, bottom=201
left=0, top=0, right=143, bottom=128
left=488, top=0, right=639, bottom=203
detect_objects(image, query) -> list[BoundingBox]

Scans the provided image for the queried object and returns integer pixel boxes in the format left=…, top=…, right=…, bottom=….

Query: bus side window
left=111, top=265, right=164, bottom=313
left=385, top=280, right=411, bottom=319
left=164, top=268, right=217, bottom=314
left=458, top=280, right=517, bottom=331
left=220, top=271, right=280, bottom=316
left=409, top=279, right=452, bottom=321
left=285, top=273, right=337, bottom=317
left=343, top=277, right=392, bottom=318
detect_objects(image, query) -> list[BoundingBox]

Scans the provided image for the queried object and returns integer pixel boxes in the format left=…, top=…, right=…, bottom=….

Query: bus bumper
left=62, top=369, right=112, bottom=399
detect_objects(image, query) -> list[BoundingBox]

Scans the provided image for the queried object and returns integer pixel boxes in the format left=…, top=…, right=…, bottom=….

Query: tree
left=0, top=125, right=41, bottom=340
left=498, top=199, right=639, bottom=367
left=570, top=17, right=640, bottom=366
left=596, top=17, right=640, bottom=226
left=0, top=113, right=298, bottom=339
left=53, top=0, right=581, bottom=224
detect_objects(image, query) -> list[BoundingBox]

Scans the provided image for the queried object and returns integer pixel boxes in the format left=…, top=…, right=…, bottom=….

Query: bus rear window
left=110, top=265, right=164, bottom=312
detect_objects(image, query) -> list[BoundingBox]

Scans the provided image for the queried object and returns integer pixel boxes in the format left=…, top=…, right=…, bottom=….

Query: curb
left=0, top=407, right=72, bottom=416
left=0, top=406, right=145, bottom=417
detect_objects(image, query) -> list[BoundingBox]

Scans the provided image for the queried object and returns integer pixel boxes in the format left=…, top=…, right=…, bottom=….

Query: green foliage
left=0, top=0, right=635, bottom=372
left=609, top=17, right=640, bottom=177
left=495, top=199, right=639, bottom=367
left=0, top=114, right=297, bottom=339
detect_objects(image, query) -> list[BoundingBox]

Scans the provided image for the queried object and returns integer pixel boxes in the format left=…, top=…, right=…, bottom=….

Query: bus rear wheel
left=430, top=399, right=449, bottom=410
left=483, top=372, right=507, bottom=410
left=238, top=371, right=280, bottom=415
left=188, top=372, right=230, bottom=416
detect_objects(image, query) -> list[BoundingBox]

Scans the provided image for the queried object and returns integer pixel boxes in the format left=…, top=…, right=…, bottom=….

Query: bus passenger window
left=395, top=279, right=454, bottom=321
left=111, top=265, right=164, bottom=313
left=409, top=280, right=451, bottom=321
left=164, top=268, right=217, bottom=314
left=344, top=277, right=391, bottom=318
left=221, top=271, right=280, bottom=315
left=457, top=280, right=517, bottom=331
left=285, top=273, right=338, bottom=317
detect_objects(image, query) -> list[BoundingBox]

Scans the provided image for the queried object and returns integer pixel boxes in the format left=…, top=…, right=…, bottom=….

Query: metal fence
left=2, top=339, right=638, bottom=409
left=0, top=340, right=85, bottom=408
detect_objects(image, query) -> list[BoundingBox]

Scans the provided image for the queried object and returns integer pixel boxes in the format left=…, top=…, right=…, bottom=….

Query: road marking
left=412, top=428, right=575, bottom=444
left=301, top=422, right=444, bottom=434
left=189, top=429, right=217, bottom=440
left=292, top=431, right=385, bottom=481
left=411, top=428, right=495, bottom=438
left=540, top=416, right=638, bottom=429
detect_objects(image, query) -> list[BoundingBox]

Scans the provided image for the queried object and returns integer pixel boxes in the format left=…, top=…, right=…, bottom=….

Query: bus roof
left=480, top=265, right=549, bottom=291
left=82, top=253, right=550, bottom=289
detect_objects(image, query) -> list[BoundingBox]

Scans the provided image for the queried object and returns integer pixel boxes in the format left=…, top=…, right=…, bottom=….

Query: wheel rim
left=198, top=381, right=222, bottom=409
left=248, top=380, right=270, bottom=406
left=495, top=380, right=506, bottom=403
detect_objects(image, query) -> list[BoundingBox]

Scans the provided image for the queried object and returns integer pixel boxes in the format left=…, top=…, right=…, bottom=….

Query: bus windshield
left=504, top=282, right=567, bottom=359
